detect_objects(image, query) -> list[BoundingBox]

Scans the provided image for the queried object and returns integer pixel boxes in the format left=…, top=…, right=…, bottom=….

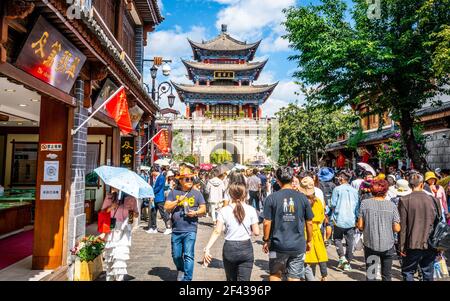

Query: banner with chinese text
left=16, top=16, right=87, bottom=93
left=120, top=137, right=135, bottom=170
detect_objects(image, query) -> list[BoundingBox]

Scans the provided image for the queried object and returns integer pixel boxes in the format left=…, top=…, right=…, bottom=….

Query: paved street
left=95, top=216, right=447, bottom=281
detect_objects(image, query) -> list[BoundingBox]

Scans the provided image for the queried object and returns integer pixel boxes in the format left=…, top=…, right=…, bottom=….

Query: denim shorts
left=269, top=252, right=305, bottom=279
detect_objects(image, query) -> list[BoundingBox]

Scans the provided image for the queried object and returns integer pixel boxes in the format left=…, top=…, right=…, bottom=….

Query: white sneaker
left=146, top=229, right=157, bottom=234
left=163, top=229, right=172, bottom=235
left=177, top=271, right=184, bottom=281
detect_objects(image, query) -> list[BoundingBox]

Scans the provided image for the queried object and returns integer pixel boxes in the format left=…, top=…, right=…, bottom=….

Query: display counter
left=0, top=202, right=33, bottom=235
left=0, top=188, right=35, bottom=235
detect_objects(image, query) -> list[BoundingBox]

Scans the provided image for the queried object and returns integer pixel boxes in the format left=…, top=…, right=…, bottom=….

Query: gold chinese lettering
left=31, top=32, right=49, bottom=58
left=122, top=154, right=132, bottom=165
left=56, top=50, right=72, bottom=73
left=121, top=141, right=133, bottom=150
left=66, top=57, right=80, bottom=80
left=43, top=41, right=62, bottom=67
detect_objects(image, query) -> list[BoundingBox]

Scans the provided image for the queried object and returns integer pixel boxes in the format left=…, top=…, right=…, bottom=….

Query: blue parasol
left=94, top=166, right=154, bottom=199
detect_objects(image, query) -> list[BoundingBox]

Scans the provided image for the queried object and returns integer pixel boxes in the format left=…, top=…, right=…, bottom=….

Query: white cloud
left=260, top=35, right=291, bottom=53
left=214, top=0, right=296, bottom=41
left=256, top=71, right=305, bottom=117
left=145, top=25, right=206, bottom=62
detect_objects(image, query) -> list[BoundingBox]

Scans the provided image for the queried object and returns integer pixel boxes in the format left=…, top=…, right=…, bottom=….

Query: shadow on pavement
left=198, top=221, right=214, bottom=228
left=254, top=259, right=269, bottom=273
left=148, top=267, right=177, bottom=281
left=197, top=258, right=224, bottom=269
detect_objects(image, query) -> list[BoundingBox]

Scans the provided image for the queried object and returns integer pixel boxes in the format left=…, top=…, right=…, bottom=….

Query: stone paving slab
left=97, top=217, right=449, bottom=281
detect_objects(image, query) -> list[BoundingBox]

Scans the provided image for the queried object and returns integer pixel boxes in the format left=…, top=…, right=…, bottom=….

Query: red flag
left=152, top=129, right=170, bottom=154
left=105, top=87, right=133, bottom=135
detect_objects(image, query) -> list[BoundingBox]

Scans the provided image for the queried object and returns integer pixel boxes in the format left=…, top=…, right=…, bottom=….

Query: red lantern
left=336, top=153, right=346, bottom=168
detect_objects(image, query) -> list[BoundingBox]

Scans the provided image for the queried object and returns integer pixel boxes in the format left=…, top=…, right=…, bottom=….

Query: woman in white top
left=203, top=182, right=260, bottom=281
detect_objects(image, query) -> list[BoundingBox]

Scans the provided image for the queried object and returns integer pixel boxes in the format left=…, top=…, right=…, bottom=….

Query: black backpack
left=429, top=196, right=450, bottom=251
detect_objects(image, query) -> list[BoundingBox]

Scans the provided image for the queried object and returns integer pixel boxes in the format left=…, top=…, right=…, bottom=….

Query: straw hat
left=391, top=179, right=412, bottom=197
left=176, top=165, right=197, bottom=179
left=424, top=171, right=438, bottom=182
left=299, top=176, right=315, bottom=196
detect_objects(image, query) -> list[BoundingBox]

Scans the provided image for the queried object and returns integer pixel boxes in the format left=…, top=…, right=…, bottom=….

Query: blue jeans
left=401, top=249, right=437, bottom=281
left=171, top=232, right=197, bottom=281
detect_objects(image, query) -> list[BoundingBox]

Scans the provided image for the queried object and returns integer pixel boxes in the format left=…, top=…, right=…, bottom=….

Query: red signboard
left=156, top=123, right=173, bottom=155
left=15, top=16, right=87, bottom=94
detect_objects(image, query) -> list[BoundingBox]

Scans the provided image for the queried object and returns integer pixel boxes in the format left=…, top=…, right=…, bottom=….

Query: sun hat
left=175, top=165, right=198, bottom=179
left=318, top=167, right=335, bottom=182
left=299, top=176, right=315, bottom=196
left=375, top=173, right=386, bottom=180
left=166, top=170, right=175, bottom=177
left=424, top=171, right=438, bottom=182
left=392, top=179, right=412, bottom=196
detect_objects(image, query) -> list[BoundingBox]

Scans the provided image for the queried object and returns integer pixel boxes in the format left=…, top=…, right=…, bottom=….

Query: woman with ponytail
left=202, top=182, right=260, bottom=281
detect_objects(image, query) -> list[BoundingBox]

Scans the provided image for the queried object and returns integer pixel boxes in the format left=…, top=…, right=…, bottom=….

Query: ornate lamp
left=168, top=93, right=176, bottom=108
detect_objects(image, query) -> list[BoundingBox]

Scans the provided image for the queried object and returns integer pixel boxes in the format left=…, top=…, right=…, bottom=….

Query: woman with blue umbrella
left=95, top=166, right=154, bottom=281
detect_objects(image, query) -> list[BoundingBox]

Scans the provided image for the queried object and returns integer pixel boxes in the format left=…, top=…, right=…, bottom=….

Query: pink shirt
left=430, top=185, right=448, bottom=215
left=102, top=193, right=139, bottom=222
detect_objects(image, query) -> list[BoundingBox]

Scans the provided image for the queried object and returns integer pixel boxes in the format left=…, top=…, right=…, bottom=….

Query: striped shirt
left=358, top=198, right=400, bottom=252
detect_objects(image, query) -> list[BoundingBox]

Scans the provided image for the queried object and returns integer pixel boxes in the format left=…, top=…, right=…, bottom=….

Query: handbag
left=429, top=197, right=450, bottom=251
left=110, top=207, right=119, bottom=230
left=97, top=210, right=111, bottom=234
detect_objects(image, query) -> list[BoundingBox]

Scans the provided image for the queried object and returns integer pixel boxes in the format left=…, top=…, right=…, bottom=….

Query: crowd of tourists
left=99, top=162, right=450, bottom=281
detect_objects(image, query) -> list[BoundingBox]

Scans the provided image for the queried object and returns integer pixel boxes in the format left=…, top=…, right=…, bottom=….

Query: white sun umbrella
left=94, top=166, right=154, bottom=199
left=154, top=159, right=171, bottom=166
left=232, top=164, right=247, bottom=171
left=357, top=162, right=376, bottom=176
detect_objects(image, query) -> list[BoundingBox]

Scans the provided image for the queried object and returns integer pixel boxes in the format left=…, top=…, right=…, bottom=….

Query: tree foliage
left=284, top=0, right=450, bottom=171
left=276, top=104, right=357, bottom=165
left=210, top=149, right=233, bottom=164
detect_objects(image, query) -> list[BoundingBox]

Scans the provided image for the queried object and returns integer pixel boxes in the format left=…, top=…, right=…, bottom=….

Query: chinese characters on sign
left=214, top=71, right=235, bottom=80
left=15, top=16, right=87, bottom=93
left=120, top=137, right=135, bottom=170
left=40, top=143, right=63, bottom=152
left=155, top=125, right=172, bottom=155
left=40, top=185, right=62, bottom=200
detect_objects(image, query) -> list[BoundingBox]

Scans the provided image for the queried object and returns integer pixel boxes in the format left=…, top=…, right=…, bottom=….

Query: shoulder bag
left=429, top=196, right=450, bottom=251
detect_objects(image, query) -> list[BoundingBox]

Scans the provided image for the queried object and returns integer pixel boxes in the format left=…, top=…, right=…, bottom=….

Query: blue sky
left=144, top=0, right=338, bottom=116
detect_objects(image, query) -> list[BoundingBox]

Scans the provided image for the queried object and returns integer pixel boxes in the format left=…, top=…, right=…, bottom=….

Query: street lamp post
left=143, top=58, right=177, bottom=166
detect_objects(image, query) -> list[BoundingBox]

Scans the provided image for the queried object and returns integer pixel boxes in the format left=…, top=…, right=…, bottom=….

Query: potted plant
left=71, top=235, right=105, bottom=281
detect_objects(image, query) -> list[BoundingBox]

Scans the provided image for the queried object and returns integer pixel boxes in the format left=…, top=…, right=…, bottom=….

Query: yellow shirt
left=305, top=198, right=328, bottom=263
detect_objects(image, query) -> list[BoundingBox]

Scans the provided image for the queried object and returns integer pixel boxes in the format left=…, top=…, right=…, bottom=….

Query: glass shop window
left=11, top=142, right=38, bottom=186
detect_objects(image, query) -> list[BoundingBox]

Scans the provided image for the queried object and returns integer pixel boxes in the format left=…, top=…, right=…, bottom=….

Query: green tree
left=284, top=0, right=450, bottom=172
left=183, top=155, right=197, bottom=166
left=210, top=149, right=233, bottom=164
left=276, top=103, right=356, bottom=165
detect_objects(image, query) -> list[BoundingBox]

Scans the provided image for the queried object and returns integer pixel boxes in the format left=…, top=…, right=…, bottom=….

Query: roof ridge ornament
left=222, top=24, right=228, bottom=33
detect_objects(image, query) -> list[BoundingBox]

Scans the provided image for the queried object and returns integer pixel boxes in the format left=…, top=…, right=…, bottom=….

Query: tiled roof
left=415, top=100, right=450, bottom=117
left=326, top=128, right=396, bottom=151
left=134, top=0, right=164, bottom=25
left=188, top=33, right=261, bottom=52
left=172, top=82, right=278, bottom=95
left=181, top=59, right=268, bottom=71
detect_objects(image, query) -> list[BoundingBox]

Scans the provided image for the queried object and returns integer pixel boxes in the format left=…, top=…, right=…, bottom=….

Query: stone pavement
left=97, top=217, right=449, bottom=281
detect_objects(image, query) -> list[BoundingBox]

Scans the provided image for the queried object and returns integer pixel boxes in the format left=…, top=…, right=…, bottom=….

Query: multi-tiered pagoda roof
left=173, top=25, right=277, bottom=119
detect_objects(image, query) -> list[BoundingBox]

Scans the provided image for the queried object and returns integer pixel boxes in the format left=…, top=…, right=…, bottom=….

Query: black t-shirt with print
left=167, top=189, right=205, bottom=233
left=263, top=189, right=314, bottom=255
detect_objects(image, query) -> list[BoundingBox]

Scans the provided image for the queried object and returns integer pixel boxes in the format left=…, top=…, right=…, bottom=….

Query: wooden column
left=112, top=127, right=121, bottom=167
left=115, top=0, right=124, bottom=45
left=0, top=15, right=7, bottom=63
left=33, top=96, right=71, bottom=270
